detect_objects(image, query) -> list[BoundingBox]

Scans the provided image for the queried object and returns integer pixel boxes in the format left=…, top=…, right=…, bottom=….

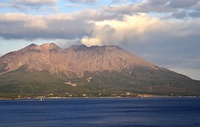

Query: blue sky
left=0, top=0, right=200, bottom=80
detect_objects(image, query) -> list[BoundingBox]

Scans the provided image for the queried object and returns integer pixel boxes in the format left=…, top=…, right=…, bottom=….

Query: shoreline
left=0, top=95, right=199, bottom=100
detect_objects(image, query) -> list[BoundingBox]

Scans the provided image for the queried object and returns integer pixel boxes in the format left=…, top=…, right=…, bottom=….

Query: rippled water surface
left=1, top=97, right=200, bottom=127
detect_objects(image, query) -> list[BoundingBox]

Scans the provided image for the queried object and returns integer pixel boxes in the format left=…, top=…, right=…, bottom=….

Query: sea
left=0, top=97, right=200, bottom=127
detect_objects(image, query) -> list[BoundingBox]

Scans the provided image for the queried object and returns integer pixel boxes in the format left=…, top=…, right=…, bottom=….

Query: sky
left=0, top=0, right=200, bottom=80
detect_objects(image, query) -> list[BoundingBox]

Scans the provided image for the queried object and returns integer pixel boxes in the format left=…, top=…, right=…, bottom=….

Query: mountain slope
left=0, top=43, right=200, bottom=98
left=0, top=43, right=159, bottom=77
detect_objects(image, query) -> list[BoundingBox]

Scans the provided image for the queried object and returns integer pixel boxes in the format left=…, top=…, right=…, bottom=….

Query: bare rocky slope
left=0, top=43, right=200, bottom=97
left=0, top=43, right=160, bottom=77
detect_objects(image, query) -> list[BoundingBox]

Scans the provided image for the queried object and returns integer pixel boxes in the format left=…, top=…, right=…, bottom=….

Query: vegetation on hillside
left=0, top=67, right=200, bottom=99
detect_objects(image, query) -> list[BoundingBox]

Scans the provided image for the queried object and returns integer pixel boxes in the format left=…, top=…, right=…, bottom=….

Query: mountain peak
left=68, top=45, right=88, bottom=51
left=0, top=43, right=158, bottom=76
left=17, top=43, right=62, bottom=53
left=35, top=43, right=60, bottom=51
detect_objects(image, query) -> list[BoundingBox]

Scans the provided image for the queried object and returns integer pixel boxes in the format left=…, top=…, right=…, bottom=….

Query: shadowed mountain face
left=0, top=43, right=200, bottom=97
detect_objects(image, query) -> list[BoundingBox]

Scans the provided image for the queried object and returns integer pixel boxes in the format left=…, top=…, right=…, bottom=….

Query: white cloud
left=81, top=36, right=101, bottom=46
left=81, top=13, right=162, bottom=46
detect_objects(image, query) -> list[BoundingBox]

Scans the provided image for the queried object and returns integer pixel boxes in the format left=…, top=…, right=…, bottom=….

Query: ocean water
left=0, top=98, right=200, bottom=127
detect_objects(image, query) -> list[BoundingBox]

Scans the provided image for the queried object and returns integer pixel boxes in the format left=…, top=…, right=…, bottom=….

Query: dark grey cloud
left=167, top=0, right=199, bottom=8
left=0, top=14, right=94, bottom=40
left=171, top=10, right=187, bottom=19
left=104, top=1, right=173, bottom=17
left=106, top=4, right=137, bottom=15
left=104, top=0, right=200, bottom=20
left=136, top=0, right=173, bottom=12
left=121, top=22, right=200, bottom=70
left=193, top=2, right=200, bottom=11
left=73, top=8, right=123, bottom=21
left=141, top=0, right=168, bottom=7
left=0, top=0, right=57, bottom=11
left=140, top=0, right=200, bottom=9
left=44, top=19, right=93, bottom=39
left=171, top=10, right=200, bottom=19
left=189, top=11, right=200, bottom=18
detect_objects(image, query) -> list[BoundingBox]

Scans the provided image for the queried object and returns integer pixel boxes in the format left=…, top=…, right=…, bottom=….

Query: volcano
left=0, top=43, right=200, bottom=98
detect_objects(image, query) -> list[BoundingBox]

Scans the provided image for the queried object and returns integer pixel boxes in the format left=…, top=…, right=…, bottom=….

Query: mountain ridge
left=0, top=43, right=200, bottom=98
left=0, top=43, right=159, bottom=77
